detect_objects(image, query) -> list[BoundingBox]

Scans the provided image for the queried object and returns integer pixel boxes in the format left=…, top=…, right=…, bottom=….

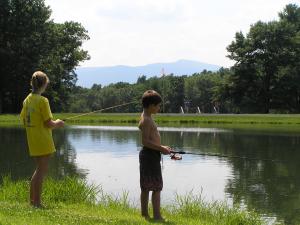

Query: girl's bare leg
left=30, top=154, right=50, bottom=207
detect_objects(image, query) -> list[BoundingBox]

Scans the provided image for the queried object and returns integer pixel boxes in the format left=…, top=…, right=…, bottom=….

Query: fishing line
left=63, top=100, right=138, bottom=121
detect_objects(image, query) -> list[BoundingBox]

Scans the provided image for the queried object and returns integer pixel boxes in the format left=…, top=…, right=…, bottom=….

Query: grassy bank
left=0, top=176, right=264, bottom=225
left=1, top=113, right=300, bottom=126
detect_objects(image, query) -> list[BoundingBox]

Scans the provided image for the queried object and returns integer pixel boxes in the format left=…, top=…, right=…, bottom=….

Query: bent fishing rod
left=63, top=100, right=138, bottom=121
left=169, top=150, right=284, bottom=163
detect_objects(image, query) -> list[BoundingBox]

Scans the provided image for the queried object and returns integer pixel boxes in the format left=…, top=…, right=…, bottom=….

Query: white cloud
left=45, top=0, right=297, bottom=68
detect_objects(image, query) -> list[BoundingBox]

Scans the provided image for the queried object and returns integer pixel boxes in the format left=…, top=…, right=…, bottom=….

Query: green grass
left=0, top=176, right=266, bottom=225
left=2, top=113, right=300, bottom=126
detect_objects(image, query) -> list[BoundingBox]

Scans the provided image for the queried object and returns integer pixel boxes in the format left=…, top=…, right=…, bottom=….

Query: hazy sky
left=45, top=0, right=296, bottom=68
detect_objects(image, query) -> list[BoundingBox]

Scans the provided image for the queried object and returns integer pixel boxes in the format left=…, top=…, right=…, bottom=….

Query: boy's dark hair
left=142, top=90, right=162, bottom=108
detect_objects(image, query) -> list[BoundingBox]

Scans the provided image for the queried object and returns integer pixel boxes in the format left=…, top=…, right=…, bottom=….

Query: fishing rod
left=63, top=100, right=138, bottom=121
left=169, top=150, right=284, bottom=163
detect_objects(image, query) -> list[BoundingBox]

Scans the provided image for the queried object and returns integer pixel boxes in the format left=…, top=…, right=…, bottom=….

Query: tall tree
left=227, top=4, right=300, bottom=113
left=0, top=0, right=51, bottom=112
left=38, top=21, right=89, bottom=112
left=274, top=4, right=300, bottom=112
left=0, top=0, right=89, bottom=113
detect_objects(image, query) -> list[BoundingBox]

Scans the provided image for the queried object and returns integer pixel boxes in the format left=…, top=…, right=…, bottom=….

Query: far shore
left=1, top=113, right=300, bottom=132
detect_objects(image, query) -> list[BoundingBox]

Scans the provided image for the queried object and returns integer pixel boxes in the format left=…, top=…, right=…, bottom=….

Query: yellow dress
left=20, top=93, right=55, bottom=156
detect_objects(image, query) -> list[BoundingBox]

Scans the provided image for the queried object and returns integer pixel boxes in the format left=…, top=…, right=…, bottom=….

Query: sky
left=45, top=0, right=297, bottom=68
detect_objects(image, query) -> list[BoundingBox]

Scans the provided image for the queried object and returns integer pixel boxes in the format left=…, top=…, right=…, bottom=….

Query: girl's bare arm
left=44, top=119, right=64, bottom=129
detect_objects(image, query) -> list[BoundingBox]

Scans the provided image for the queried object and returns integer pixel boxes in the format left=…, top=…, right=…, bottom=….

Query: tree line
left=0, top=1, right=299, bottom=113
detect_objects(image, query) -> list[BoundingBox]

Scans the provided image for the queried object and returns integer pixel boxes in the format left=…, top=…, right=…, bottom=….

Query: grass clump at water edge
left=0, top=175, right=266, bottom=225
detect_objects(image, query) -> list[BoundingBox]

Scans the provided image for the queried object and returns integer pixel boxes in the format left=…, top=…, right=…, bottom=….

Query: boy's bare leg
left=141, top=190, right=150, bottom=218
left=30, top=155, right=50, bottom=207
left=152, top=190, right=163, bottom=220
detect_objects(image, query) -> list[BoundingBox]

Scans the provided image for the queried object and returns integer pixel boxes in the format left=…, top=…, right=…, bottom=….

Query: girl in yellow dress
left=20, top=71, right=64, bottom=207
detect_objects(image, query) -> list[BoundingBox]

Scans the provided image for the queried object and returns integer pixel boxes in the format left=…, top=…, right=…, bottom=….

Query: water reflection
left=0, top=127, right=86, bottom=182
left=0, top=127, right=33, bottom=180
left=222, top=131, right=300, bottom=225
left=1, top=125, right=300, bottom=224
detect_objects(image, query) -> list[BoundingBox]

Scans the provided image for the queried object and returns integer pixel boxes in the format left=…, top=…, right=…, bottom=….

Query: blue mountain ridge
left=75, top=59, right=220, bottom=88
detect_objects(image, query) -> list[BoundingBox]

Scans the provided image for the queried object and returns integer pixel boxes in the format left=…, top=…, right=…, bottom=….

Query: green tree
left=210, top=68, right=236, bottom=113
left=165, top=75, right=185, bottom=113
left=227, top=4, right=300, bottom=113
left=273, top=4, right=300, bottom=112
left=0, top=0, right=52, bottom=112
left=184, top=71, right=220, bottom=113
left=137, top=75, right=147, bottom=84
left=39, top=21, right=90, bottom=112
left=0, top=0, right=89, bottom=113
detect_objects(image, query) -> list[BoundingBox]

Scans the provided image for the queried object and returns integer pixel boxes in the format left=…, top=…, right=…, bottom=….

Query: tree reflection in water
left=0, top=127, right=86, bottom=183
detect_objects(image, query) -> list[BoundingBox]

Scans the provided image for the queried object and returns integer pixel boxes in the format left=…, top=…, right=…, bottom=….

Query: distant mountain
left=75, top=59, right=221, bottom=88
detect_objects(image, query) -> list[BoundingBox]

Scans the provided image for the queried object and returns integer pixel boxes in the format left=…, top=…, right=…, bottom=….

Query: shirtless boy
left=138, top=90, right=171, bottom=221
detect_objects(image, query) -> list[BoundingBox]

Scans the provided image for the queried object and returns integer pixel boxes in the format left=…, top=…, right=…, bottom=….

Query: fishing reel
left=170, top=152, right=182, bottom=160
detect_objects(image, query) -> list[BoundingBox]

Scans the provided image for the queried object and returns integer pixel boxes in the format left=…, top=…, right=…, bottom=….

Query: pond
left=1, top=125, right=300, bottom=224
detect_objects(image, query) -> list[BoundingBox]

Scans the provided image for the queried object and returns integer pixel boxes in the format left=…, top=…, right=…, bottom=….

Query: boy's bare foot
left=31, top=203, right=46, bottom=209
left=153, top=216, right=165, bottom=222
left=142, top=214, right=150, bottom=220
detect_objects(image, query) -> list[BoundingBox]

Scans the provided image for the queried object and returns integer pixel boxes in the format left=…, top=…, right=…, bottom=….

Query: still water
left=1, top=125, right=300, bottom=224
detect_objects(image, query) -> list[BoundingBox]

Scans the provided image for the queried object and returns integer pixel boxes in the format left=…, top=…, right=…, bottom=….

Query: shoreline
left=1, top=113, right=300, bottom=125
left=0, top=176, right=265, bottom=225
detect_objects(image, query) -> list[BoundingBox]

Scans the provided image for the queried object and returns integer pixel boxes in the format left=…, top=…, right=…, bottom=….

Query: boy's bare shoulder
left=138, top=115, right=153, bottom=130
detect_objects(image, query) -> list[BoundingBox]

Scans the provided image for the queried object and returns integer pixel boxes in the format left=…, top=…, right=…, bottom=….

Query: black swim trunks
left=139, top=147, right=163, bottom=191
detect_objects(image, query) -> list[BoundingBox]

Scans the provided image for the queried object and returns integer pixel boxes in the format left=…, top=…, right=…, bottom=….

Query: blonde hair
left=31, top=71, right=49, bottom=92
